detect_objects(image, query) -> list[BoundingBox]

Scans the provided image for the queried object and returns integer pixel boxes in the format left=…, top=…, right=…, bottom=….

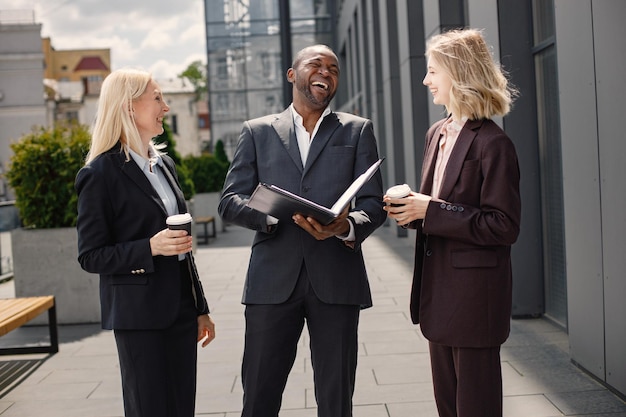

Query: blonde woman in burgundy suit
left=384, top=29, right=521, bottom=417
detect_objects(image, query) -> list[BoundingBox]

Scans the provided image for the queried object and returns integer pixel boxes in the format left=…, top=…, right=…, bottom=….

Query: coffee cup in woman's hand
left=386, top=184, right=411, bottom=206
left=166, top=213, right=192, bottom=235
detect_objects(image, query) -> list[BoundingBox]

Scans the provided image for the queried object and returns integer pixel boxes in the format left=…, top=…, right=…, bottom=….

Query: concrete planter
left=190, top=192, right=226, bottom=233
left=11, top=227, right=100, bottom=324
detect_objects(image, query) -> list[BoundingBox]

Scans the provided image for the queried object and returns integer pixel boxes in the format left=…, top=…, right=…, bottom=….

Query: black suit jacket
left=75, top=142, right=209, bottom=330
left=219, top=109, right=386, bottom=307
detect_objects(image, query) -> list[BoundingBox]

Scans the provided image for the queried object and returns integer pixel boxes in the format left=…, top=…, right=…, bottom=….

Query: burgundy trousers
left=429, top=342, right=503, bottom=417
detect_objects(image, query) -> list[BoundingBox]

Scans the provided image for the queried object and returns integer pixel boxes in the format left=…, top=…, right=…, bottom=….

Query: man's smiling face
left=288, top=46, right=340, bottom=111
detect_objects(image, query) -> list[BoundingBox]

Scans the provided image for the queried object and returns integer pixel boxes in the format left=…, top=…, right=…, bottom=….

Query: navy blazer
left=75, top=142, right=209, bottom=330
left=219, top=109, right=386, bottom=307
left=410, top=117, right=521, bottom=347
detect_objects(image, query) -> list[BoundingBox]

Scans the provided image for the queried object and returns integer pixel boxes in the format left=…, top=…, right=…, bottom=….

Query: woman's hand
left=197, top=314, right=216, bottom=347
left=383, top=192, right=433, bottom=227
left=149, top=228, right=193, bottom=256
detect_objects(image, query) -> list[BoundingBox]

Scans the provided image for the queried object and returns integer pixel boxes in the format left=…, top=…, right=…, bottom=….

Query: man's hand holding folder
left=246, top=158, right=384, bottom=226
left=292, top=205, right=351, bottom=241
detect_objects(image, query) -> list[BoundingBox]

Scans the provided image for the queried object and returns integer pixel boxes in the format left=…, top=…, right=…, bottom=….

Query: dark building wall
left=203, top=0, right=626, bottom=396
left=332, top=0, right=626, bottom=398
left=556, top=0, right=626, bottom=397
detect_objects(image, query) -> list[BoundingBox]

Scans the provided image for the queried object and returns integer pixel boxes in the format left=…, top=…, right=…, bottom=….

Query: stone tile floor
left=0, top=225, right=624, bottom=416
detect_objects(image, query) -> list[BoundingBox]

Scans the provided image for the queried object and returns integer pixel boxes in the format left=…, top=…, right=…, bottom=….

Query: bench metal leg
left=48, top=304, right=59, bottom=354
left=198, top=221, right=216, bottom=245
left=200, top=223, right=208, bottom=245
left=0, top=305, right=59, bottom=356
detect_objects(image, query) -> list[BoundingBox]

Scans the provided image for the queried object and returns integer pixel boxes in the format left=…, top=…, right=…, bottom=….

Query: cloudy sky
left=2, top=0, right=207, bottom=80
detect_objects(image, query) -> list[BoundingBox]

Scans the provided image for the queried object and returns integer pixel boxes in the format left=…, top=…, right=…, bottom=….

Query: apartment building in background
left=40, top=40, right=204, bottom=157
left=41, top=37, right=110, bottom=128
left=0, top=11, right=46, bottom=202
left=0, top=10, right=206, bottom=202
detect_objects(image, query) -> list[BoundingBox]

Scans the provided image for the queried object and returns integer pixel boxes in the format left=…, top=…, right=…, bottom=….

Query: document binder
left=247, top=158, right=383, bottom=225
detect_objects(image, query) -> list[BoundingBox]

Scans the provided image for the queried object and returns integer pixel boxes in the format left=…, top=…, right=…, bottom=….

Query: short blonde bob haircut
left=85, top=68, right=160, bottom=164
left=425, top=28, right=517, bottom=120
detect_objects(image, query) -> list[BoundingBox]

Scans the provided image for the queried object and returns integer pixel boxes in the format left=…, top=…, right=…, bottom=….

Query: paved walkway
left=1, top=224, right=625, bottom=416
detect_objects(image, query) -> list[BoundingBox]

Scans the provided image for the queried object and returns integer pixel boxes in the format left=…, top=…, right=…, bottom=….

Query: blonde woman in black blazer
left=75, top=69, right=215, bottom=417
left=385, top=29, right=521, bottom=417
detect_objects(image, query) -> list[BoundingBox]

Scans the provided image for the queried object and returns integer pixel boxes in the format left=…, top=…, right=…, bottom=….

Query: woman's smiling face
left=132, top=79, right=169, bottom=142
left=423, top=56, right=452, bottom=107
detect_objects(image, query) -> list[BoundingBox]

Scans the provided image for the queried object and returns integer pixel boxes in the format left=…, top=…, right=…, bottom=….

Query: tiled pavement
left=0, top=224, right=625, bottom=416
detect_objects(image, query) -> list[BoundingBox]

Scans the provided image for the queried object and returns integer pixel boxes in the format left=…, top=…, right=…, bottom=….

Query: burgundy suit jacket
left=410, top=117, right=521, bottom=348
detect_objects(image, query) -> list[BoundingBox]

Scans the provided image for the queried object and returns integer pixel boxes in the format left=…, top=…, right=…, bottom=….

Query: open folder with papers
left=246, top=158, right=384, bottom=225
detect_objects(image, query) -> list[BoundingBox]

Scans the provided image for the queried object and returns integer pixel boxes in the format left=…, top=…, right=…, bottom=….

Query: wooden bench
left=195, top=216, right=216, bottom=245
left=0, top=296, right=59, bottom=355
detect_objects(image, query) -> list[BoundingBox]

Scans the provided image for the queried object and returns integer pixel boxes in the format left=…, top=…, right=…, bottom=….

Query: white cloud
left=180, top=21, right=205, bottom=43
left=0, top=0, right=207, bottom=79
left=149, top=59, right=186, bottom=80
left=183, top=52, right=207, bottom=67
left=140, top=30, right=174, bottom=51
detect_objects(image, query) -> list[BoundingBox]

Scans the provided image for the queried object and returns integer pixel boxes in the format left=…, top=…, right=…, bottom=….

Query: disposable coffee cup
left=166, top=213, right=192, bottom=235
left=386, top=184, right=411, bottom=207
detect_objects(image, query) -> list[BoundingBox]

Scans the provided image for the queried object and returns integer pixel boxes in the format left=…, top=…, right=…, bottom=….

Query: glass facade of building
left=204, top=0, right=333, bottom=157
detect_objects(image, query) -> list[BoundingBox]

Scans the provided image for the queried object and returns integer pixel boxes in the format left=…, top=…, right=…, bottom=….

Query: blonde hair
left=425, top=28, right=517, bottom=120
left=86, top=68, right=159, bottom=164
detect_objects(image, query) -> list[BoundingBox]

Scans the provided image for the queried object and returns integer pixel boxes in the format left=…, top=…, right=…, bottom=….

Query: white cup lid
left=166, top=213, right=192, bottom=225
left=386, top=184, right=411, bottom=198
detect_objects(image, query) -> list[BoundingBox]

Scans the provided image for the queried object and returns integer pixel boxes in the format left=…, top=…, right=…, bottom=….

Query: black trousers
left=114, top=261, right=198, bottom=417
left=241, top=265, right=361, bottom=417
left=429, top=342, right=503, bottom=417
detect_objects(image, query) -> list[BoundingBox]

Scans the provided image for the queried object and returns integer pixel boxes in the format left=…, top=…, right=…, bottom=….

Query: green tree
left=6, top=122, right=91, bottom=228
left=178, top=60, right=207, bottom=100
left=214, top=140, right=229, bottom=164
left=183, top=154, right=229, bottom=193
left=154, top=119, right=195, bottom=199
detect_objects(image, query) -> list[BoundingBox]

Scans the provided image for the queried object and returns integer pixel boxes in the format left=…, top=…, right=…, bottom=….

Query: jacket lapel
left=436, top=119, right=482, bottom=200
left=116, top=145, right=167, bottom=216
left=159, top=158, right=188, bottom=214
left=420, top=120, right=445, bottom=194
left=272, top=109, right=303, bottom=173
left=304, top=112, right=339, bottom=175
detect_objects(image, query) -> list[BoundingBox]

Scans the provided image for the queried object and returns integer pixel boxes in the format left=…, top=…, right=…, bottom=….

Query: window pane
left=532, top=0, right=555, bottom=44
left=535, top=45, right=567, bottom=326
left=205, top=0, right=333, bottom=157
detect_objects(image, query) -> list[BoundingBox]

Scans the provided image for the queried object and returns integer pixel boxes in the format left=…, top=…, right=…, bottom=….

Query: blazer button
left=440, top=203, right=447, bottom=209
left=426, top=249, right=433, bottom=256
left=458, top=206, right=465, bottom=212
left=446, top=204, right=452, bottom=211
left=452, top=205, right=458, bottom=211
left=140, top=269, right=145, bottom=274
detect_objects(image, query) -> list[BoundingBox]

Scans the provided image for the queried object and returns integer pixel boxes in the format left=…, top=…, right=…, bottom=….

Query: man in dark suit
left=218, top=45, right=386, bottom=417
